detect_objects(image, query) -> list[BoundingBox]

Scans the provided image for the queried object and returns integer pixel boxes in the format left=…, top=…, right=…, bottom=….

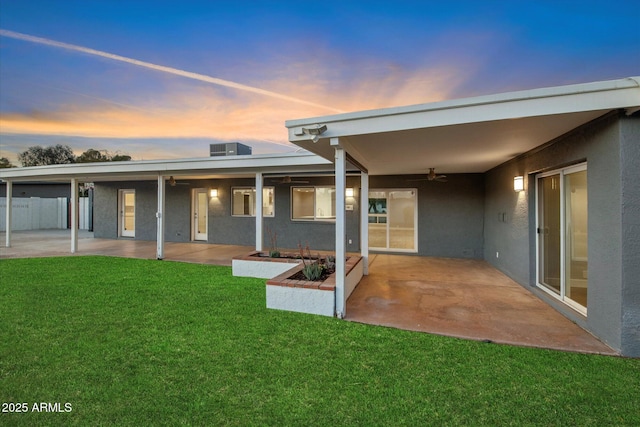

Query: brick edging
left=266, top=256, right=362, bottom=291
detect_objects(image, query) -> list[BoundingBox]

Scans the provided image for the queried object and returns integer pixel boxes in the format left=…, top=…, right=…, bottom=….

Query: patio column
left=332, top=137, right=347, bottom=318
left=255, top=172, right=263, bottom=252
left=5, top=180, right=12, bottom=248
left=156, top=174, right=166, bottom=260
left=70, top=178, right=78, bottom=253
left=360, top=171, right=369, bottom=275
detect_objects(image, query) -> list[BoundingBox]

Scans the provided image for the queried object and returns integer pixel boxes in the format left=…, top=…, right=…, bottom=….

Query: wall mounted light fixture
left=210, top=189, right=218, bottom=198
left=346, top=188, right=354, bottom=198
left=513, top=176, right=524, bottom=192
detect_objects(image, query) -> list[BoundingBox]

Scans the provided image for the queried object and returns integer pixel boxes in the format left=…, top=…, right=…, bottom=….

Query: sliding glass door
left=368, top=189, right=417, bottom=252
left=537, top=164, right=588, bottom=314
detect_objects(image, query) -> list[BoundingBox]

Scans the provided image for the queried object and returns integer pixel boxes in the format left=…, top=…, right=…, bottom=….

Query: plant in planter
left=325, top=255, right=336, bottom=272
left=297, top=243, right=331, bottom=281
left=302, top=262, right=324, bottom=281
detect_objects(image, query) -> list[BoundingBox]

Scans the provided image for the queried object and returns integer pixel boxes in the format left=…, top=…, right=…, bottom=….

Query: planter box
left=266, top=256, right=363, bottom=317
left=232, top=251, right=302, bottom=279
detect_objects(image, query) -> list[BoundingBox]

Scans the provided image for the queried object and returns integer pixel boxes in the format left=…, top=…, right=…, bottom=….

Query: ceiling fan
left=409, top=168, right=448, bottom=182
left=167, top=176, right=190, bottom=186
left=270, top=176, right=310, bottom=185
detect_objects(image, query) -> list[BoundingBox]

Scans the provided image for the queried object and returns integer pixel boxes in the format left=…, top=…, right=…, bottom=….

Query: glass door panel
left=538, top=175, right=561, bottom=295
left=120, top=190, right=135, bottom=237
left=565, top=170, right=588, bottom=308
left=388, top=190, right=416, bottom=250
left=193, top=189, right=208, bottom=241
left=368, top=192, right=388, bottom=249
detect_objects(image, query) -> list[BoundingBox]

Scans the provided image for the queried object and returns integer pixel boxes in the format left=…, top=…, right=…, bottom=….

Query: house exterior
left=1, top=77, right=639, bottom=356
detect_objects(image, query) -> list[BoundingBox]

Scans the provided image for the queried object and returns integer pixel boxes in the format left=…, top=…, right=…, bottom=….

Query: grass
left=1, top=256, right=639, bottom=426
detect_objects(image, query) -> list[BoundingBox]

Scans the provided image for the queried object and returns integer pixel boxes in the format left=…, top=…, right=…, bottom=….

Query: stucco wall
left=484, top=111, right=635, bottom=354
left=620, top=113, right=640, bottom=356
left=209, top=176, right=362, bottom=252
left=370, top=174, right=485, bottom=259
left=93, top=184, right=117, bottom=238
left=94, top=173, right=484, bottom=259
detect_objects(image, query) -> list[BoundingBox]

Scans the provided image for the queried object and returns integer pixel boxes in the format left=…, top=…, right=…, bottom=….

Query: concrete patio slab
left=0, top=230, right=253, bottom=266
left=1, top=231, right=617, bottom=355
left=346, top=254, right=617, bottom=355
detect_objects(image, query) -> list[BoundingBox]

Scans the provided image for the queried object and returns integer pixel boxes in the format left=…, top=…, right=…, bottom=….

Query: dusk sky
left=1, top=1, right=639, bottom=164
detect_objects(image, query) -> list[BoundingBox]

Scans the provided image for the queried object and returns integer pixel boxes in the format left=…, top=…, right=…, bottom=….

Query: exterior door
left=537, top=164, right=588, bottom=314
left=193, top=188, right=208, bottom=241
left=368, top=189, right=417, bottom=252
left=119, top=189, right=135, bottom=238
left=538, top=174, right=561, bottom=294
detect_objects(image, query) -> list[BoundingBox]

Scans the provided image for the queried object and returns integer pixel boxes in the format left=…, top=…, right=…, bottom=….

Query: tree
left=76, top=149, right=132, bottom=163
left=111, top=154, right=132, bottom=162
left=18, top=144, right=76, bottom=166
left=0, top=157, right=15, bottom=168
left=76, top=149, right=110, bottom=163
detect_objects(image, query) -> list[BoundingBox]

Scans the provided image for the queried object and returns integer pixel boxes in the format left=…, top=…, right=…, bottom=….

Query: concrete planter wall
left=266, top=256, right=363, bottom=317
left=232, top=251, right=302, bottom=279
left=233, top=251, right=364, bottom=317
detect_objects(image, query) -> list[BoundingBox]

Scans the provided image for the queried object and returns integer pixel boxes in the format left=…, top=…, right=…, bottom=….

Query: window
left=292, top=187, right=336, bottom=221
left=232, top=187, right=275, bottom=217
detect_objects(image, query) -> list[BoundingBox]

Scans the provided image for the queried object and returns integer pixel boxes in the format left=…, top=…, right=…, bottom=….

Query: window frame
left=231, top=186, right=275, bottom=217
left=291, top=186, right=336, bottom=222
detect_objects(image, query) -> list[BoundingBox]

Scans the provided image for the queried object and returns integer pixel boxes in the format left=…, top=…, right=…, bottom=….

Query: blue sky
left=1, top=0, right=639, bottom=164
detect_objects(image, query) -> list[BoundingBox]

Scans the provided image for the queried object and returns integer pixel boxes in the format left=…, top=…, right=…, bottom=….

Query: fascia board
left=0, top=152, right=331, bottom=182
left=286, top=77, right=640, bottom=141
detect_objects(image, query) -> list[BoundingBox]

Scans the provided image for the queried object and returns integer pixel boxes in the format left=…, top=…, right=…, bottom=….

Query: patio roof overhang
left=0, top=152, right=333, bottom=183
left=285, top=76, right=640, bottom=174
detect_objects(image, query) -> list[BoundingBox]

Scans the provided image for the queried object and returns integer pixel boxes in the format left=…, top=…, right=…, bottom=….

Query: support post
left=5, top=180, right=12, bottom=247
left=332, top=138, right=347, bottom=318
left=70, top=178, right=78, bottom=253
left=360, top=171, right=369, bottom=275
left=255, top=172, right=263, bottom=252
left=156, top=174, right=165, bottom=260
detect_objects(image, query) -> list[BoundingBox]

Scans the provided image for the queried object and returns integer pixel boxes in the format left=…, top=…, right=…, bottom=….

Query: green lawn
left=1, top=257, right=638, bottom=426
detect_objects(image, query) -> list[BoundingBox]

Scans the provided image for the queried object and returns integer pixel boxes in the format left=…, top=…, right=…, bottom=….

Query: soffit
left=287, top=77, right=640, bottom=175
left=340, top=110, right=608, bottom=174
left=0, top=153, right=334, bottom=183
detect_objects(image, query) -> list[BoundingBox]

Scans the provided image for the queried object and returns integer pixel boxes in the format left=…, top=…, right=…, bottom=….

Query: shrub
left=302, top=262, right=324, bottom=281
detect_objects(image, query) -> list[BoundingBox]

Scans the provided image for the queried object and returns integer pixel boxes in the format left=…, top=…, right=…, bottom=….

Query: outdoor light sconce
left=294, top=124, right=328, bottom=143
left=345, top=188, right=354, bottom=198
left=513, top=176, right=524, bottom=192
left=210, top=188, right=218, bottom=198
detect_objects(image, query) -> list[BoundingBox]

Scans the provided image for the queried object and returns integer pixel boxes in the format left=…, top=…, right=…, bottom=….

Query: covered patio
left=347, top=254, right=615, bottom=354
left=0, top=229, right=254, bottom=266
left=0, top=230, right=615, bottom=354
